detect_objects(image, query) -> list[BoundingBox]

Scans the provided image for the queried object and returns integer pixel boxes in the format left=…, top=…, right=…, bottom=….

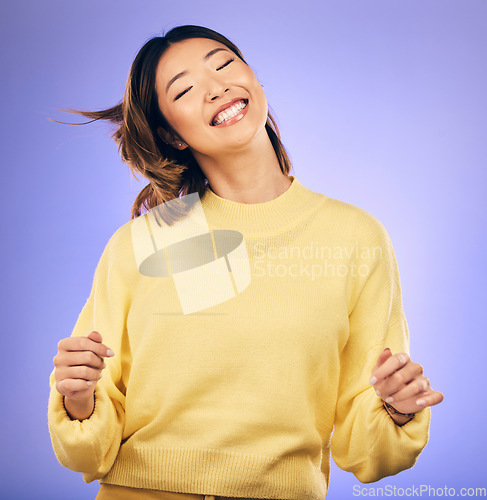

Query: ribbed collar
left=199, top=175, right=327, bottom=237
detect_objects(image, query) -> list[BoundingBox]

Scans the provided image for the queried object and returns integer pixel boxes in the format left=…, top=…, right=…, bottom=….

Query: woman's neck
left=192, top=129, right=291, bottom=204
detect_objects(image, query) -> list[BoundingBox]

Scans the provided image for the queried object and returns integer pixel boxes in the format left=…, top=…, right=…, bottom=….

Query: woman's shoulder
left=102, top=217, right=136, bottom=250
left=96, top=216, right=143, bottom=267
left=315, top=192, right=393, bottom=246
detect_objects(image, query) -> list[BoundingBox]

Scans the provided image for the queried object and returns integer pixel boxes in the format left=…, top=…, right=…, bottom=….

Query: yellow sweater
left=48, top=175, right=431, bottom=500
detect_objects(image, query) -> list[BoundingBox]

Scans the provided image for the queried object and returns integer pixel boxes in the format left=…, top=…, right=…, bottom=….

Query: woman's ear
left=156, top=127, right=187, bottom=150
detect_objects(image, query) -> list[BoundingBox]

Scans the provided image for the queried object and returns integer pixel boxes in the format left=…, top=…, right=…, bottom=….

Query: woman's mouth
left=211, top=99, right=248, bottom=127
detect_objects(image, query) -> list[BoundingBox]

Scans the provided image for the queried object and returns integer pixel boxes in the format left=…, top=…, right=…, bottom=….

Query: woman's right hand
left=53, top=330, right=115, bottom=420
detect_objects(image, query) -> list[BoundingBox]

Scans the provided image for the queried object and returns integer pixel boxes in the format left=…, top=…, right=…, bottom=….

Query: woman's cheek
left=168, top=107, right=195, bottom=141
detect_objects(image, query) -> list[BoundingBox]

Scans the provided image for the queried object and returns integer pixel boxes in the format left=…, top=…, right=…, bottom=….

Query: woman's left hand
left=369, top=347, right=444, bottom=415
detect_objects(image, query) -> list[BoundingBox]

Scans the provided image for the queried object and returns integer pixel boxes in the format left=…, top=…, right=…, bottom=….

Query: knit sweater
left=48, top=175, right=431, bottom=500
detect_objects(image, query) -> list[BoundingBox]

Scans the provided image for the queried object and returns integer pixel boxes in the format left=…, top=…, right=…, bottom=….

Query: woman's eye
left=174, top=86, right=192, bottom=101
left=217, top=58, right=234, bottom=71
left=173, top=59, right=234, bottom=100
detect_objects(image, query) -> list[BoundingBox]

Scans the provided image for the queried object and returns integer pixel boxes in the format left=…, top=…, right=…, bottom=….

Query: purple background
left=2, top=0, right=486, bottom=498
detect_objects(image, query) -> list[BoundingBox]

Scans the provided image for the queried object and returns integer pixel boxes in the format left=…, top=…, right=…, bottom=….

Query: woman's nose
left=207, top=83, right=230, bottom=101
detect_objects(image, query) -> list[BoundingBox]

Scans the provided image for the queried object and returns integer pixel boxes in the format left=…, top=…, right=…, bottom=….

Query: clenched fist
left=53, top=330, right=115, bottom=420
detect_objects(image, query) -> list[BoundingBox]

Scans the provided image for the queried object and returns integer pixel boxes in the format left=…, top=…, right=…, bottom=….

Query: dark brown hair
left=60, top=25, right=292, bottom=224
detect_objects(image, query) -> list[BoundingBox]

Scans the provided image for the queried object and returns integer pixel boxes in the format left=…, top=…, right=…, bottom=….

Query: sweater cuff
left=47, top=384, right=108, bottom=474
left=384, top=399, right=431, bottom=441
left=370, top=395, right=431, bottom=477
left=347, top=389, right=431, bottom=483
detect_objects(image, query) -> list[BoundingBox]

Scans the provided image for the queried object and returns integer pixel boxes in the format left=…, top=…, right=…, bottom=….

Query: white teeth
left=213, top=100, right=247, bottom=126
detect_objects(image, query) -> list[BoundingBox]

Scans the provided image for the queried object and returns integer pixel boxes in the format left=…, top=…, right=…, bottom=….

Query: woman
left=48, top=25, right=443, bottom=500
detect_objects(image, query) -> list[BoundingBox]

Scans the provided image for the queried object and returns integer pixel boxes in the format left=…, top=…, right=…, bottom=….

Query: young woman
left=48, top=25, right=443, bottom=500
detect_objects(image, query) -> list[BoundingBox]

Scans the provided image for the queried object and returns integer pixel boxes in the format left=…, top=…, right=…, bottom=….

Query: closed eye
left=217, top=58, right=234, bottom=71
left=175, top=86, right=193, bottom=101
left=174, top=58, right=234, bottom=100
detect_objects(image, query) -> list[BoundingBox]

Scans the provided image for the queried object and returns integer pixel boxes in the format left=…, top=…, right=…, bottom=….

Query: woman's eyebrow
left=165, top=48, right=230, bottom=93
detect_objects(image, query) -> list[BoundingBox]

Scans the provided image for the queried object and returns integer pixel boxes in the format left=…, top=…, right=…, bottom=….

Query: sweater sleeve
left=47, top=226, right=133, bottom=483
left=330, top=216, right=431, bottom=483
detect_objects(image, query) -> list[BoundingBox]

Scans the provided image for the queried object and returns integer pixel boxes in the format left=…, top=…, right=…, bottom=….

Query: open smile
left=210, top=98, right=249, bottom=127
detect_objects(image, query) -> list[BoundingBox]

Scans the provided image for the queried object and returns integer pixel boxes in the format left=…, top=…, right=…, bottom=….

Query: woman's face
left=154, top=37, right=268, bottom=158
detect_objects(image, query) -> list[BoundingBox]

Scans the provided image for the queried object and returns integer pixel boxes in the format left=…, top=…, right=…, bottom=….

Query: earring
left=178, top=143, right=182, bottom=147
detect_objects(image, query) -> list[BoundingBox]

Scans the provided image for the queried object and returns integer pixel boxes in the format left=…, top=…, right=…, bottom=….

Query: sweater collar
left=199, top=175, right=326, bottom=237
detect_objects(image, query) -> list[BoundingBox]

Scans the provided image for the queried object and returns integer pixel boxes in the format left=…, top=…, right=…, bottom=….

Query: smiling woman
left=153, top=37, right=274, bottom=179
left=48, top=24, right=443, bottom=500
left=57, top=25, right=292, bottom=225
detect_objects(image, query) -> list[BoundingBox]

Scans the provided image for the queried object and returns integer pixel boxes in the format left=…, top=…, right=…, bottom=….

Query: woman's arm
left=48, top=226, right=133, bottom=482
left=383, top=401, right=415, bottom=426
left=64, top=394, right=95, bottom=421
left=330, top=217, right=434, bottom=483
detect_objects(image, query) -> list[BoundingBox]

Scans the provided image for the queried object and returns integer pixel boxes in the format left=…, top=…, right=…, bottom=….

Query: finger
left=54, top=350, right=106, bottom=370
left=381, top=375, right=429, bottom=404
left=376, top=348, right=392, bottom=368
left=87, top=330, right=103, bottom=343
left=56, top=365, right=103, bottom=384
left=56, top=378, right=96, bottom=397
left=415, top=389, right=444, bottom=409
left=59, top=335, right=115, bottom=359
left=375, top=362, right=424, bottom=400
left=370, top=352, right=409, bottom=385
left=369, top=348, right=392, bottom=385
